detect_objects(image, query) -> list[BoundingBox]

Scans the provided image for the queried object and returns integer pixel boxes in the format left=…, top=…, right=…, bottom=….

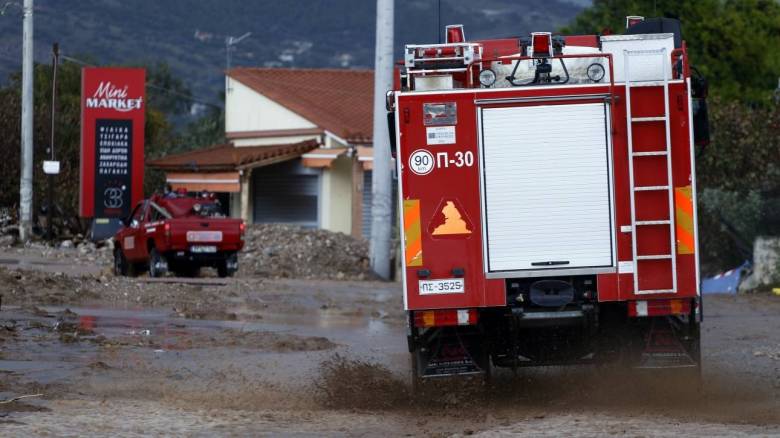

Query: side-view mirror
left=387, top=111, right=397, bottom=158
left=691, top=74, right=708, bottom=99
left=690, top=66, right=710, bottom=155
left=130, top=219, right=140, bottom=228
left=693, top=97, right=710, bottom=148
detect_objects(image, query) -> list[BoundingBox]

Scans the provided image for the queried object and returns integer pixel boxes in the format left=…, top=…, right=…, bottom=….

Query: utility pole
left=46, top=42, right=58, bottom=241
left=19, top=0, right=33, bottom=242
left=370, top=0, right=394, bottom=280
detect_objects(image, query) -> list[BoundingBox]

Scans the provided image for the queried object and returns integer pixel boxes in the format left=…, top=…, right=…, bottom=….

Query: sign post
left=79, top=68, right=145, bottom=240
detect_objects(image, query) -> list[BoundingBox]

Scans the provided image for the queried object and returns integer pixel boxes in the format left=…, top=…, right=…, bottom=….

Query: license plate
left=419, top=278, right=465, bottom=295
left=187, top=231, right=223, bottom=243
left=190, top=245, right=217, bottom=254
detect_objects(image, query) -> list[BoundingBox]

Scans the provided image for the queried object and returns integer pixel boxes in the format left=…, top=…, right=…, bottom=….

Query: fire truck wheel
left=149, top=248, right=167, bottom=278
left=113, top=248, right=128, bottom=276
left=686, top=321, right=703, bottom=392
left=481, top=352, right=493, bottom=387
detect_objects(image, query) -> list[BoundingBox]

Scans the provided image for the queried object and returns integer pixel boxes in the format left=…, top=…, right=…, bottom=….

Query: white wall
left=224, top=77, right=355, bottom=235
left=319, top=156, right=353, bottom=234
left=225, top=78, right=317, bottom=136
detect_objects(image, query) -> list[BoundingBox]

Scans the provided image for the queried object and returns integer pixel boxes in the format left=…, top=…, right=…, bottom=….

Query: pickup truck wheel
left=217, top=253, right=238, bottom=278
left=149, top=248, right=168, bottom=278
left=217, top=263, right=229, bottom=278
left=113, top=248, right=128, bottom=276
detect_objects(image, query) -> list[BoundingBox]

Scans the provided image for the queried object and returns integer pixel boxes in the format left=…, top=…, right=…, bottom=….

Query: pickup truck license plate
left=187, top=231, right=223, bottom=243
left=190, top=245, right=217, bottom=254
left=418, top=278, right=465, bottom=295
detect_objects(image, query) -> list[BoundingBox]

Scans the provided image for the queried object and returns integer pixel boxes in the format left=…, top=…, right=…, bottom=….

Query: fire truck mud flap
left=412, top=328, right=488, bottom=379
left=632, top=316, right=701, bottom=370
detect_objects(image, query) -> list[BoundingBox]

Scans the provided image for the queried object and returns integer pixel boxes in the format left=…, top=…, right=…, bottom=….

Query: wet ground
left=0, top=249, right=779, bottom=436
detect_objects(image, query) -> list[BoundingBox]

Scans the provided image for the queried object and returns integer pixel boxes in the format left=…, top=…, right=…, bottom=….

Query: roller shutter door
left=362, top=170, right=373, bottom=239
left=361, top=170, right=398, bottom=240
left=479, top=102, right=614, bottom=275
left=252, top=159, right=319, bottom=227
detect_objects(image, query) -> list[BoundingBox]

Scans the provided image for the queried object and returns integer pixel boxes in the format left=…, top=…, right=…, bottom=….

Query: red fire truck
left=389, top=17, right=709, bottom=381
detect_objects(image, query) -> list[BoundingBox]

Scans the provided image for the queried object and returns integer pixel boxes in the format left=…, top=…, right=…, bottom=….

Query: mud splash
left=311, top=354, right=780, bottom=427
left=315, top=353, right=409, bottom=410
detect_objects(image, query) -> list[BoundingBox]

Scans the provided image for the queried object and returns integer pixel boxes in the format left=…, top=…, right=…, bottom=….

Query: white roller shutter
left=252, top=159, right=319, bottom=227
left=479, top=102, right=614, bottom=276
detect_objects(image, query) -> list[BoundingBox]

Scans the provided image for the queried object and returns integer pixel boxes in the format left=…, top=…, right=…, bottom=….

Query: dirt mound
left=240, top=224, right=374, bottom=280
left=0, top=266, right=100, bottom=305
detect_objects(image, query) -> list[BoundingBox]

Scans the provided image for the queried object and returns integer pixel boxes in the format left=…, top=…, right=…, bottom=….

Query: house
left=148, top=68, right=380, bottom=239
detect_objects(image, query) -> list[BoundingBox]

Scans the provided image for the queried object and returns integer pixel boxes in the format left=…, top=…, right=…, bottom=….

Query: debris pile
left=0, top=222, right=376, bottom=282
left=0, top=267, right=101, bottom=304
left=0, top=207, right=17, bottom=247
left=240, top=224, right=374, bottom=280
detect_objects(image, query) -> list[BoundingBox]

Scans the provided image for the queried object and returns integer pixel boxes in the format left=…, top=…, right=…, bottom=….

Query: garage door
left=479, top=102, right=615, bottom=276
left=252, top=159, right=319, bottom=227
left=362, top=170, right=398, bottom=240
left=362, top=170, right=373, bottom=239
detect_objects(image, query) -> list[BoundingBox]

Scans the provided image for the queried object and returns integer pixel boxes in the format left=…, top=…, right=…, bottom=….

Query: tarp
left=701, top=261, right=751, bottom=295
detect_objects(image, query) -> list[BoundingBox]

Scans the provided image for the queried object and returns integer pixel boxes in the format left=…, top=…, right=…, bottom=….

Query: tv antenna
left=226, top=32, right=251, bottom=71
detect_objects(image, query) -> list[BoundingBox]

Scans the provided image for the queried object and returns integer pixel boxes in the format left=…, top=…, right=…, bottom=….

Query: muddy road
left=0, top=249, right=779, bottom=436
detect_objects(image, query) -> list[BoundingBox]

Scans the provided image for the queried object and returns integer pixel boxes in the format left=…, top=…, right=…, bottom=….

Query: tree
left=562, top=0, right=780, bottom=104
left=0, top=60, right=202, bottom=235
left=563, top=0, right=780, bottom=272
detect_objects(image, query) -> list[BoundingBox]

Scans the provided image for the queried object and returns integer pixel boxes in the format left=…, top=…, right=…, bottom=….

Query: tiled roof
left=227, top=68, right=374, bottom=143
left=146, top=140, right=319, bottom=171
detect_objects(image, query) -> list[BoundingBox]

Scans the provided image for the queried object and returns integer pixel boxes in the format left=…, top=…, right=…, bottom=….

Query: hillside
left=0, top=0, right=587, bottom=107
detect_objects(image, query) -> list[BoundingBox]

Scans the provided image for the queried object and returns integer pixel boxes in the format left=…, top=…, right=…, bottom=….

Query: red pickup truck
left=113, top=193, right=245, bottom=277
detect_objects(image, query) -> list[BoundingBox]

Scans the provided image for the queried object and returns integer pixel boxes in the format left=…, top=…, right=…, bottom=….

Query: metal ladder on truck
left=624, top=48, right=677, bottom=295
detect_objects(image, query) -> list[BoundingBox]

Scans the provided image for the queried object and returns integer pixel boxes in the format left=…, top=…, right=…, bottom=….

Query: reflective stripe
left=674, top=186, right=695, bottom=254
left=403, top=199, right=423, bottom=266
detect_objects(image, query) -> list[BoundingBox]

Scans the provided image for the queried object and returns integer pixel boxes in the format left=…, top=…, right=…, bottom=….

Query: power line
left=0, top=51, right=223, bottom=110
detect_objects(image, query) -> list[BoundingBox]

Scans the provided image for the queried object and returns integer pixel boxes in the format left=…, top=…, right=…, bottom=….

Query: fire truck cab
left=389, top=17, right=708, bottom=380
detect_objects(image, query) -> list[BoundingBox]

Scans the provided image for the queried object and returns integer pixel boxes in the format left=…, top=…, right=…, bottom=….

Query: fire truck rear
left=388, top=17, right=709, bottom=381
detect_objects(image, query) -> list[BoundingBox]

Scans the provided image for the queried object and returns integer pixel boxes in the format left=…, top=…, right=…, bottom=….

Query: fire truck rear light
left=445, top=24, right=465, bottom=44
left=451, top=267, right=465, bottom=277
left=531, top=32, right=553, bottom=58
left=414, top=309, right=478, bottom=328
left=417, top=269, right=431, bottom=278
left=626, top=16, right=644, bottom=28
left=629, top=299, right=691, bottom=317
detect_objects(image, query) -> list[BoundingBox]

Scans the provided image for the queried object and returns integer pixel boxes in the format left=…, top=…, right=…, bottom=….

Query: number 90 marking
left=409, top=149, right=435, bottom=175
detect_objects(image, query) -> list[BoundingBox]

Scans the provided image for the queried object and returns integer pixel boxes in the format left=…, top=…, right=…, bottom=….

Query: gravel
left=239, top=224, right=374, bottom=280
left=0, top=222, right=376, bottom=281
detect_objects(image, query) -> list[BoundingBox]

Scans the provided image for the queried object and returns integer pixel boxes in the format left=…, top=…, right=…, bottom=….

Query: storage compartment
left=479, top=102, right=615, bottom=276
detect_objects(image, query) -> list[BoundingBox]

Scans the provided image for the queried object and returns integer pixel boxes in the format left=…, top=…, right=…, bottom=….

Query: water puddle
left=0, top=303, right=406, bottom=388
